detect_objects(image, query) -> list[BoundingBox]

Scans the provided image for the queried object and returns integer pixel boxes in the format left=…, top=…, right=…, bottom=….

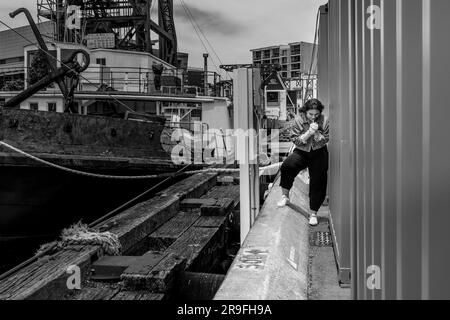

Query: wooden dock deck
left=0, top=172, right=240, bottom=300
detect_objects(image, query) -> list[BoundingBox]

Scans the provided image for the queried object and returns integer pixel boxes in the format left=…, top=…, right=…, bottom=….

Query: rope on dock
left=36, top=222, right=122, bottom=256
left=0, top=141, right=240, bottom=180
left=61, top=222, right=122, bottom=255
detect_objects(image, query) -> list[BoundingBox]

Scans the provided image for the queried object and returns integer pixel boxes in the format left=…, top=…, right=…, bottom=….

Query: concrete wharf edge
left=214, top=173, right=310, bottom=300
left=0, top=172, right=218, bottom=300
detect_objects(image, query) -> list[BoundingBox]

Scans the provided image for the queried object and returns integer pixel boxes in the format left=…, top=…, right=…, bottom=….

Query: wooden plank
left=217, top=175, right=235, bottom=184
left=176, top=272, right=225, bottom=300
left=217, top=176, right=239, bottom=186
left=122, top=253, right=186, bottom=292
left=194, top=215, right=229, bottom=228
left=147, top=210, right=201, bottom=251
left=201, top=185, right=240, bottom=209
left=0, top=245, right=99, bottom=300
left=107, top=172, right=218, bottom=254
left=180, top=198, right=217, bottom=209
left=67, top=280, right=165, bottom=300
left=200, top=198, right=234, bottom=216
left=91, top=256, right=141, bottom=281
left=111, top=291, right=165, bottom=300
left=121, top=252, right=166, bottom=280
left=165, top=226, right=225, bottom=272
left=68, top=282, right=121, bottom=300
left=155, top=173, right=218, bottom=199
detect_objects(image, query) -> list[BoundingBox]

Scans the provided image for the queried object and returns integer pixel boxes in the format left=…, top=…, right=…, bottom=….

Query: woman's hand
left=300, top=123, right=319, bottom=143
left=314, top=133, right=326, bottom=142
left=310, top=123, right=319, bottom=132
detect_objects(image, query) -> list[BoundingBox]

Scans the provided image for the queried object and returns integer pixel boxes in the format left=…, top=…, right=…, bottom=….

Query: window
left=0, top=57, right=24, bottom=65
left=272, top=48, right=280, bottom=57
left=80, top=105, right=85, bottom=115
left=73, top=101, right=80, bottom=113
left=96, top=58, right=106, bottom=66
left=291, top=55, right=301, bottom=62
left=282, top=72, right=288, bottom=78
left=291, top=45, right=301, bottom=55
left=282, top=50, right=288, bottom=56
left=291, top=71, right=300, bottom=78
left=191, top=109, right=201, bottom=118
left=282, top=57, right=288, bottom=63
left=30, top=102, right=39, bottom=111
left=47, top=102, right=57, bottom=112
left=267, top=92, right=279, bottom=103
left=291, top=63, right=301, bottom=70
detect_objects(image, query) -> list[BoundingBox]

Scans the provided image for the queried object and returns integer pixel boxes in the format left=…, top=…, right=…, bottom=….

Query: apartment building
left=250, top=42, right=317, bottom=80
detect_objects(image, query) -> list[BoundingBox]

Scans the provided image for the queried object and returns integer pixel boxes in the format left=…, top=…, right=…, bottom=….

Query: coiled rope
left=0, top=141, right=240, bottom=180
left=35, top=222, right=122, bottom=256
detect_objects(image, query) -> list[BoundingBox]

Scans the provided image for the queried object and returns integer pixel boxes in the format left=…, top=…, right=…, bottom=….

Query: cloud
left=173, top=2, right=244, bottom=36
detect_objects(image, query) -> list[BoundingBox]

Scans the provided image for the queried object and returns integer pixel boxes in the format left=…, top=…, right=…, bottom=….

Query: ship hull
left=0, top=109, right=184, bottom=273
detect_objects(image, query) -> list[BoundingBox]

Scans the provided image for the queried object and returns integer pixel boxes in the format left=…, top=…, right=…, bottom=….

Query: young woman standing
left=277, top=99, right=329, bottom=227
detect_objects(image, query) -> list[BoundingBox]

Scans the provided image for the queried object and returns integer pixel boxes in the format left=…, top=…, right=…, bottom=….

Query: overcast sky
left=0, top=0, right=326, bottom=77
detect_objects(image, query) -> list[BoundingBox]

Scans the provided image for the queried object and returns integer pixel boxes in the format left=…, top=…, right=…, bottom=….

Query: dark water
left=0, top=166, right=185, bottom=275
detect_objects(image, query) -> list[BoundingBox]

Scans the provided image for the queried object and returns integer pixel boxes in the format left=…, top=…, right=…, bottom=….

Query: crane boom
left=37, top=0, right=178, bottom=65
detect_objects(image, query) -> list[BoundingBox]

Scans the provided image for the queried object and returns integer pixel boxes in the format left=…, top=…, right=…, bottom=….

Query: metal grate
left=310, top=231, right=333, bottom=247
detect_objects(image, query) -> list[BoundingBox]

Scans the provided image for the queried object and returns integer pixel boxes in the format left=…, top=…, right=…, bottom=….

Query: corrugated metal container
left=319, top=0, right=450, bottom=300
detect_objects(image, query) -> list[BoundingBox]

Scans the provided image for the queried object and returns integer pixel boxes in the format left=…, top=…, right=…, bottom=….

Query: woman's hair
left=299, top=98, right=325, bottom=113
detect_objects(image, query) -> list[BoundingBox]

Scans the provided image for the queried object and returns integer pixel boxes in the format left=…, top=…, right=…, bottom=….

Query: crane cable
left=176, top=0, right=222, bottom=78
left=178, top=0, right=232, bottom=81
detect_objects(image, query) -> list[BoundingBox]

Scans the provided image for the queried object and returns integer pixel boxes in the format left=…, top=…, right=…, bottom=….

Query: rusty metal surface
left=0, top=109, right=168, bottom=160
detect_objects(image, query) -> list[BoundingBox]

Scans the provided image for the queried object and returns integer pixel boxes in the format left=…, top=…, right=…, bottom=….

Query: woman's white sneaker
left=309, top=214, right=318, bottom=226
left=277, top=195, right=290, bottom=207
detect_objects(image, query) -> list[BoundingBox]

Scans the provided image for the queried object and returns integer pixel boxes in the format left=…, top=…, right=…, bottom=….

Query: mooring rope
left=0, top=141, right=240, bottom=180
left=61, top=222, right=122, bottom=255
left=36, top=222, right=122, bottom=256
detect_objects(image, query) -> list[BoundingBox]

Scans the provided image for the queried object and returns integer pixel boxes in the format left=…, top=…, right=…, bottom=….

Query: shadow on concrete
left=286, top=203, right=309, bottom=219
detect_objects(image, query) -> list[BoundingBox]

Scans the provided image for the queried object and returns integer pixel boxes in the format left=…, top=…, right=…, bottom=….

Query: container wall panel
left=380, top=0, right=398, bottom=300
left=424, top=0, right=450, bottom=300
left=318, top=5, right=329, bottom=107
left=348, top=0, right=357, bottom=299
left=318, top=0, right=450, bottom=299
left=326, top=0, right=342, bottom=283
left=353, top=0, right=366, bottom=299
left=369, top=0, right=382, bottom=301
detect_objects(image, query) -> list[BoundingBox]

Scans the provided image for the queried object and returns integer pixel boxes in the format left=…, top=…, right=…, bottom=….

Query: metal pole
left=145, top=0, right=153, bottom=54
left=234, top=68, right=259, bottom=244
left=213, top=72, right=217, bottom=97
left=203, top=53, right=209, bottom=96
left=139, top=67, right=141, bottom=92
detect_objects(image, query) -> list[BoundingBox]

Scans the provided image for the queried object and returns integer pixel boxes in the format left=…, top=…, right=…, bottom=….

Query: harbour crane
left=37, top=0, right=178, bottom=66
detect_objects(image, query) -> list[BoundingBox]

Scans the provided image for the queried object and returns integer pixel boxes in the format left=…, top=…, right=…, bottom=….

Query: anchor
left=4, top=8, right=90, bottom=113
